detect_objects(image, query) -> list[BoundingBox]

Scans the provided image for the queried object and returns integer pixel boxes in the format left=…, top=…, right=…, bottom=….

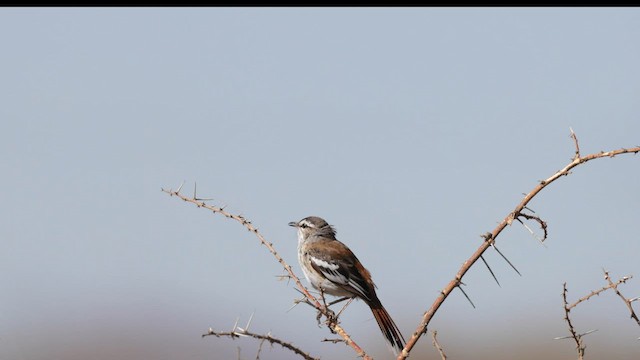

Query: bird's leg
left=319, top=287, right=328, bottom=309
left=316, top=288, right=327, bottom=326
left=315, top=288, right=338, bottom=330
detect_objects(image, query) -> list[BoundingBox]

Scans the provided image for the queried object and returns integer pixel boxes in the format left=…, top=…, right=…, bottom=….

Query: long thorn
left=286, top=300, right=303, bottom=313
left=554, top=329, right=598, bottom=340
left=492, top=244, right=522, bottom=276
left=193, top=182, right=213, bottom=201
left=457, top=284, right=476, bottom=309
left=246, top=311, right=255, bottom=331
left=480, top=255, right=500, bottom=287
left=176, top=180, right=185, bottom=193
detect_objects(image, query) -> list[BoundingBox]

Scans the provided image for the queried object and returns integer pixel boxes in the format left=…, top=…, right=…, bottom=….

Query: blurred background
left=1, top=8, right=639, bottom=360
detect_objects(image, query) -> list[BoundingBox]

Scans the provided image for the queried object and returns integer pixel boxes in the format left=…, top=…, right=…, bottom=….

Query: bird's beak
left=288, top=221, right=298, bottom=227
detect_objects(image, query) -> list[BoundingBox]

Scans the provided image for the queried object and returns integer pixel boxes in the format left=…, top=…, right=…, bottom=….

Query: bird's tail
left=369, top=302, right=405, bottom=355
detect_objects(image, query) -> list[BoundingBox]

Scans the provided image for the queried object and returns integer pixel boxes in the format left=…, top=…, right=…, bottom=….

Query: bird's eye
left=300, top=223, right=308, bottom=228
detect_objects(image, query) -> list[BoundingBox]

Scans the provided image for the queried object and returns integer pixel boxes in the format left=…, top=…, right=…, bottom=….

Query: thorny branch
left=568, top=272, right=632, bottom=310
left=203, top=316, right=319, bottom=360
left=162, top=186, right=371, bottom=359
left=561, top=283, right=587, bottom=360
left=603, top=270, right=640, bottom=327
left=556, top=270, right=638, bottom=359
left=164, top=130, right=639, bottom=360
left=398, top=133, right=640, bottom=359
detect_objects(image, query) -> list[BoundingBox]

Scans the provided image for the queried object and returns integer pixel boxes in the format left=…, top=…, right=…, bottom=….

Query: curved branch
left=162, top=187, right=371, bottom=359
left=398, top=136, right=640, bottom=359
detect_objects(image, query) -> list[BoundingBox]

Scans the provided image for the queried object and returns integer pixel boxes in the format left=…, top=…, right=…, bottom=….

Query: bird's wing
left=306, top=241, right=374, bottom=302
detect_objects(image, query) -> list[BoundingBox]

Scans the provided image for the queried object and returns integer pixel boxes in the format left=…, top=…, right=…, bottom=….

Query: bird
left=289, top=216, right=405, bottom=354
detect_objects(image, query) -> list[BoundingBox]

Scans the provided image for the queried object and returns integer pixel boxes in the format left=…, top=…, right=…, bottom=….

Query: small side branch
left=603, top=270, right=640, bottom=327
left=570, top=127, right=581, bottom=160
left=561, top=283, right=586, bottom=360
left=555, top=270, right=637, bottom=359
left=203, top=326, right=318, bottom=360
left=568, top=272, right=632, bottom=310
left=431, top=330, right=447, bottom=360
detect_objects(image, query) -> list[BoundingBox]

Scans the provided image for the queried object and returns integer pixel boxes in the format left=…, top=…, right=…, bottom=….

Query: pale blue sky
left=1, top=8, right=639, bottom=360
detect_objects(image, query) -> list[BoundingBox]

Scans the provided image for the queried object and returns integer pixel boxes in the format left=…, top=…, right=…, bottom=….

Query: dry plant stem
left=431, top=330, right=447, bottom=360
left=603, top=270, right=640, bottom=327
left=555, top=271, right=637, bottom=358
left=203, top=328, right=319, bottom=360
left=568, top=273, right=632, bottom=310
left=556, top=272, right=637, bottom=358
left=562, top=283, right=586, bottom=360
left=162, top=188, right=371, bottom=359
left=398, top=139, right=640, bottom=359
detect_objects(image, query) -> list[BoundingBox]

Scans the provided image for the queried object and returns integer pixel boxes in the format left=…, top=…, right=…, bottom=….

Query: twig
left=560, top=283, right=586, bottom=360
left=570, top=127, right=581, bottom=160
left=203, top=325, right=318, bottom=360
left=603, top=270, right=640, bottom=327
left=162, top=187, right=371, bottom=359
left=556, top=270, right=637, bottom=358
left=431, top=330, right=447, bottom=360
left=398, top=132, right=640, bottom=359
left=322, top=338, right=346, bottom=344
left=568, top=273, right=632, bottom=310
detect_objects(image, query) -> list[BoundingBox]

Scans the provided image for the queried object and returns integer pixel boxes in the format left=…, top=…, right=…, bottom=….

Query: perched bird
left=289, top=216, right=405, bottom=354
